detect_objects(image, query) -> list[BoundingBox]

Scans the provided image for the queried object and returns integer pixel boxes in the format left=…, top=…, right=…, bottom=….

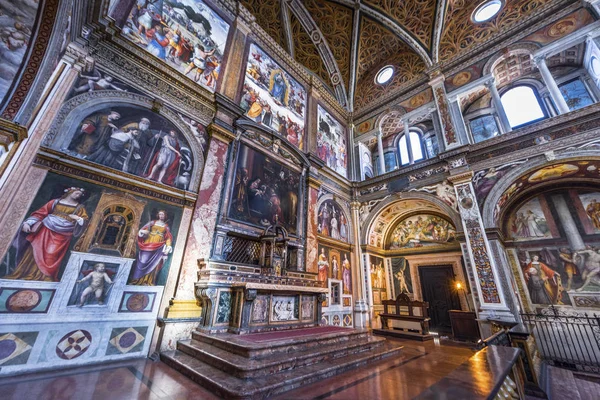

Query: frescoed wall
left=0, top=0, right=40, bottom=103
left=388, top=214, right=456, bottom=249
left=0, top=173, right=184, bottom=376
left=390, top=257, right=412, bottom=296
left=1, top=173, right=183, bottom=286
left=369, top=255, right=387, bottom=305
left=240, top=43, right=306, bottom=150
left=228, top=144, right=301, bottom=234
left=317, top=200, right=349, bottom=243
left=317, top=243, right=353, bottom=327
left=505, top=188, right=600, bottom=309
left=316, top=105, right=347, bottom=178
left=108, top=0, right=231, bottom=92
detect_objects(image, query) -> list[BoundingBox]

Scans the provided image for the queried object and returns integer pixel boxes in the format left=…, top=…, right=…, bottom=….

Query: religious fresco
left=0, top=0, right=39, bottom=104
left=508, top=197, right=555, bottom=240
left=108, top=0, right=230, bottom=92
left=388, top=214, right=456, bottom=249
left=506, top=189, right=600, bottom=308
left=473, top=160, right=528, bottom=206
left=317, top=200, right=349, bottom=243
left=316, top=244, right=352, bottom=295
left=229, top=144, right=300, bottom=234
left=316, top=105, right=347, bottom=178
left=391, top=257, right=412, bottom=296
left=240, top=43, right=306, bottom=150
left=0, top=173, right=182, bottom=286
left=369, top=255, right=387, bottom=305
left=55, top=105, right=196, bottom=190
left=495, top=161, right=600, bottom=223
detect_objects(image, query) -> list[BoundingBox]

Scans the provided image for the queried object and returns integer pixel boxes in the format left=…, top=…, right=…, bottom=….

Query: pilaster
left=448, top=172, right=516, bottom=326
left=429, top=73, right=461, bottom=150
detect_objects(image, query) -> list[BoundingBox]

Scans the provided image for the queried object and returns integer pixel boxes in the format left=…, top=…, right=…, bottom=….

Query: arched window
left=398, top=130, right=433, bottom=166
left=501, top=85, right=547, bottom=128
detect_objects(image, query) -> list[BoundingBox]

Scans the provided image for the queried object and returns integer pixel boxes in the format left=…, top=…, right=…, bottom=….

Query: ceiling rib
left=432, top=0, right=447, bottom=64
left=288, top=0, right=350, bottom=107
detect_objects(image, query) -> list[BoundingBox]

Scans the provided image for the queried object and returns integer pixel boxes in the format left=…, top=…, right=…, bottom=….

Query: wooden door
left=419, top=266, right=461, bottom=333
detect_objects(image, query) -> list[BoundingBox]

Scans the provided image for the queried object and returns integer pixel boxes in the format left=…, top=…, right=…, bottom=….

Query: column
left=351, top=201, right=369, bottom=328
left=534, top=56, right=570, bottom=114
left=449, top=172, right=515, bottom=324
left=376, top=131, right=385, bottom=175
left=430, top=73, right=461, bottom=150
left=542, top=92, right=558, bottom=117
left=485, top=78, right=512, bottom=133
left=447, top=98, right=471, bottom=145
left=584, top=0, right=600, bottom=15
left=403, top=120, right=414, bottom=165
left=551, top=195, right=586, bottom=251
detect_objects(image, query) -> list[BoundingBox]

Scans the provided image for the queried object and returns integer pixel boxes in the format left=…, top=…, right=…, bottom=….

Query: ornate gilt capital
left=207, top=123, right=236, bottom=144
left=0, top=118, right=27, bottom=150
left=447, top=171, right=474, bottom=185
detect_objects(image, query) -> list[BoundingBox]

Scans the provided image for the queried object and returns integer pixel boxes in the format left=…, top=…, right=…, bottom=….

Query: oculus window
left=501, top=86, right=546, bottom=128
left=375, top=66, right=394, bottom=85
left=472, top=1, right=503, bottom=23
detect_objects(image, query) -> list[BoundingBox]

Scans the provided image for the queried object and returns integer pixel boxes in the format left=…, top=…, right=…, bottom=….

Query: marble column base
left=353, top=300, right=370, bottom=329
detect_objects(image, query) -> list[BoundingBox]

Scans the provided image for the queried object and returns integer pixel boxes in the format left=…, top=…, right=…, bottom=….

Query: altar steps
left=160, top=328, right=403, bottom=399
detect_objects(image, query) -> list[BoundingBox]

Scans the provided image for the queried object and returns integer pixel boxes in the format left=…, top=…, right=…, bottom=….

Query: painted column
left=447, top=98, right=471, bottom=145
left=351, top=201, right=369, bottom=328
left=485, top=78, right=512, bottom=134
left=550, top=195, right=586, bottom=251
left=306, top=176, right=321, bottom=274
left=542, top=92, right=558, bottom=117
left=430, top=73, right=461, bottom=150
left=218, top=14, right=251, bottom=101
left=403, top=120, right=414, bottom=165
left=165, top=124, right=234, bottom=319
left=534, top=56, right=571, bottom=114
left=584, top=0, right=600, bottom=15
left=376, top=131, right=385, bottom=175
left=449, top=172, right=515, bottom=324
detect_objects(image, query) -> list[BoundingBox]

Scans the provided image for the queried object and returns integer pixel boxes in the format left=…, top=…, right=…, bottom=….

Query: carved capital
left=208, top=123, right=236, bottom=144
left=0, top=118, right=27, bottom=149
left=447, top=171, right=474, bottom=185
left=245, top=289, right=258, bottom=302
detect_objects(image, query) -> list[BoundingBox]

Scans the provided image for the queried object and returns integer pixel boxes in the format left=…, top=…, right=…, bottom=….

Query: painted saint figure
left=146, top=130, right=182, bottom=185
left=130, top=210, right=174, bottom=285
left=318, top=248, right=329, bottom=282
left=586, top=199, right=600, bottom=230
left=5, top=188, right=88, bottom=282
left=523, top=255, right=563, bottom=305
left=68, top=110, right=121, bottom=156
left=342, top=254, right=352, bottom=294
left=331, top=255, right=339, bottom=280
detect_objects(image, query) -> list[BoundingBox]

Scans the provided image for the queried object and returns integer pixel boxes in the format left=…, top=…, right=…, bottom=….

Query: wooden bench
left=373, top=294, right=433, bottom=341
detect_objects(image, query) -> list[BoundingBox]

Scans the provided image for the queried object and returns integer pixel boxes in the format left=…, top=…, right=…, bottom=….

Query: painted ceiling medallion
left=472, top=1, right=503, bottom=23
left=375, top=66, right=394, bottom=85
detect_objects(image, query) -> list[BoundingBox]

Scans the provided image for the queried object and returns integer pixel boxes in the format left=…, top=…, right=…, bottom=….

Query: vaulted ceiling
left=240, top=0, right=571, bottom=115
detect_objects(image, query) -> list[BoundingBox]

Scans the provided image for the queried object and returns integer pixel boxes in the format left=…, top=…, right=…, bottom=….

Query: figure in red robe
left=5, top=188, right=89, bottom=281
left=146, top=130, right=181, bottom=185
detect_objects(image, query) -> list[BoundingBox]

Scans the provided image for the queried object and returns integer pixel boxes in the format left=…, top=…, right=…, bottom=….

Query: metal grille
left=521, top=308, right=600, bottom=373
left=222, top=236, right=261, bottom=265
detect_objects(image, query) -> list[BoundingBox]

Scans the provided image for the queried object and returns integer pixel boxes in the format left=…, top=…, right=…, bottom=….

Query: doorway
left=419, top=265, right=461, bottom=334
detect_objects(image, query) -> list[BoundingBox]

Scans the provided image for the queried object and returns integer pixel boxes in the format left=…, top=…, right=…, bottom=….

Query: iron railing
left=521, top=307, right=600, bottom=374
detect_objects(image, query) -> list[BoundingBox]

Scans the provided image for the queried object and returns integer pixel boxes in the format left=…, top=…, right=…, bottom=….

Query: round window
left=375, top=66, right=394, bottom=85
left=472, top=1, right=503, bottom=23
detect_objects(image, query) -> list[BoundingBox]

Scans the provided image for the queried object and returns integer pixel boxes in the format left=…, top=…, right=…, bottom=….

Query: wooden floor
left=0, top=337, right=476, bottom=400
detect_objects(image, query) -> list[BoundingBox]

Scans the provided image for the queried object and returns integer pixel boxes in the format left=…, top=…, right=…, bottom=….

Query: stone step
left=161, top=340, right=403, bottom=400
left=191, top=327, right=372, bottom=359
left=177, top=335, right=387, bottom=379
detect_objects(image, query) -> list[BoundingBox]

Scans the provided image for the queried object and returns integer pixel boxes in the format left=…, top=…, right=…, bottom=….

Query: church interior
left=2, top=0, right=600, bottom=399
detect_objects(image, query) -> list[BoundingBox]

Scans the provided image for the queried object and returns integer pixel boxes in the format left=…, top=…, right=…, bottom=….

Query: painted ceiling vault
left=241, top=0, right=574, bottom=114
